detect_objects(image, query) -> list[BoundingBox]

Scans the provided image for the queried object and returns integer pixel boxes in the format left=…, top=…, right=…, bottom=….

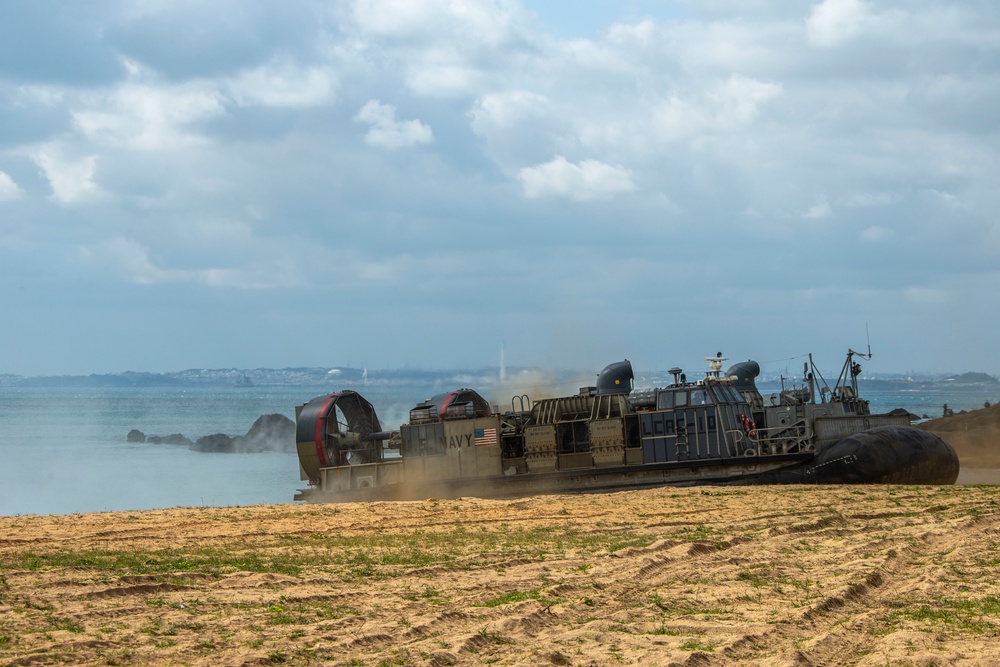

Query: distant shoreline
left=2, top=366, right=997, bottom=389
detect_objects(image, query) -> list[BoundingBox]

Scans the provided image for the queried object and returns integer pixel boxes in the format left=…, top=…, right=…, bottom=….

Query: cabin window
left=690, top=389, right=710, bottom=405
left=674, top=391, right=689, bottom=407
left=656, top=392, right=674, bottom=410
left=712, top=387, right=728, bottom=403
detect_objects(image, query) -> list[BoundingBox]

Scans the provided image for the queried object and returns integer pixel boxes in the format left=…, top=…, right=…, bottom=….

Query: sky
left=0, top=0, right=998, bottom=377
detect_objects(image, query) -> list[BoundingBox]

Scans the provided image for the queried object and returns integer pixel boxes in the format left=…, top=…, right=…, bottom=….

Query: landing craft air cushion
left=294, top=351, right=959, bottom=502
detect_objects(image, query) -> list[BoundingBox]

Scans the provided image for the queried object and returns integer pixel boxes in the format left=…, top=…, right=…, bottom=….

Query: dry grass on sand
left=2, top=484, right=999, bottom=667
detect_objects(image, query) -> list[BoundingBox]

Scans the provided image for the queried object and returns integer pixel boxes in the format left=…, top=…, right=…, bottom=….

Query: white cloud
left=0, top=172, right=23, bottom=201
left=469, top=91, right=551, bottom=133
left=225, top=61, right=336, bottom=108
left=351, top=0, right=515, bottom=47
left=860, top=225, right=893, bottom=242
left=579, top=74, right=781, bottom=154
left=607, top=19, right=657, bottom=47
left=348, top=0, right=528, bottom=97
left=13, top=85, right=65, bottom=108
left=518, top=156, right=636, bottom=201
left=708, top=74, right=783, bottom=129
left=355, top=100, right=433, bottom=150
left=81, top=237, right=168, bottom=285
left=80, top=237, right=300, bottom=289
left=803, top=198, right=832, bottom=219
left=33, top=151, right=102, bottom=203
left=72, top=67, right=225, bottom=150
left=406, top=53, right=485, bottom=97
left=674, top=19, right=795, bottom=73
left=926, top=189, right=964, bottom=208
left=806, top=0, right=870, bottom=47
left=3, top=2, right=1000, bottom=374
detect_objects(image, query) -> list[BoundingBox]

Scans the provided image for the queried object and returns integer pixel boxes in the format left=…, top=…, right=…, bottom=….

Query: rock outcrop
left=240, top=414, right=295, bottom=452
left=133, top=414, right=295, bottom=454
left=146, top=433, right=194, bottom=446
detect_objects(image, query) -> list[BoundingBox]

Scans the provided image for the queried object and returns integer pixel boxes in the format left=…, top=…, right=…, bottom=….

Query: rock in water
left=193, top=433, right=236, bottom=453
left=129, top=414, right=294, bottom=453
left=146, top=433, right=194, bottom=446
left=240, top=414, right=295, bottom=452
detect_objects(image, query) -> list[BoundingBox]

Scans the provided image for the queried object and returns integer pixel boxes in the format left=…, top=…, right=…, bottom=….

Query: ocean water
left=1, top=381, right=996, bottom=516
left=0, top=384, right=433, bottom=517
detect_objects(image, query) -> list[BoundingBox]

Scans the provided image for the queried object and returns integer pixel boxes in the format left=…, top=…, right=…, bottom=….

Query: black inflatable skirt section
left=749, top=425, right=959, bottom=485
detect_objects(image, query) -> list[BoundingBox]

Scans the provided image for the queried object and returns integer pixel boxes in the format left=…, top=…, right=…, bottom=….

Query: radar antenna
left=704, top=352, right=727, bottom=378
left=834, top=338, right=873, bottom=402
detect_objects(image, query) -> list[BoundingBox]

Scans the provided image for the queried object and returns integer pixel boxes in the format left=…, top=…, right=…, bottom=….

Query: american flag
left=474, top=427, right=497, bottom=446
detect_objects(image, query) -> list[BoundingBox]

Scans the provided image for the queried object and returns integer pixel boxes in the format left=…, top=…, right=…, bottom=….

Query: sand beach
left=0, top=407, right=997, bottom=666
